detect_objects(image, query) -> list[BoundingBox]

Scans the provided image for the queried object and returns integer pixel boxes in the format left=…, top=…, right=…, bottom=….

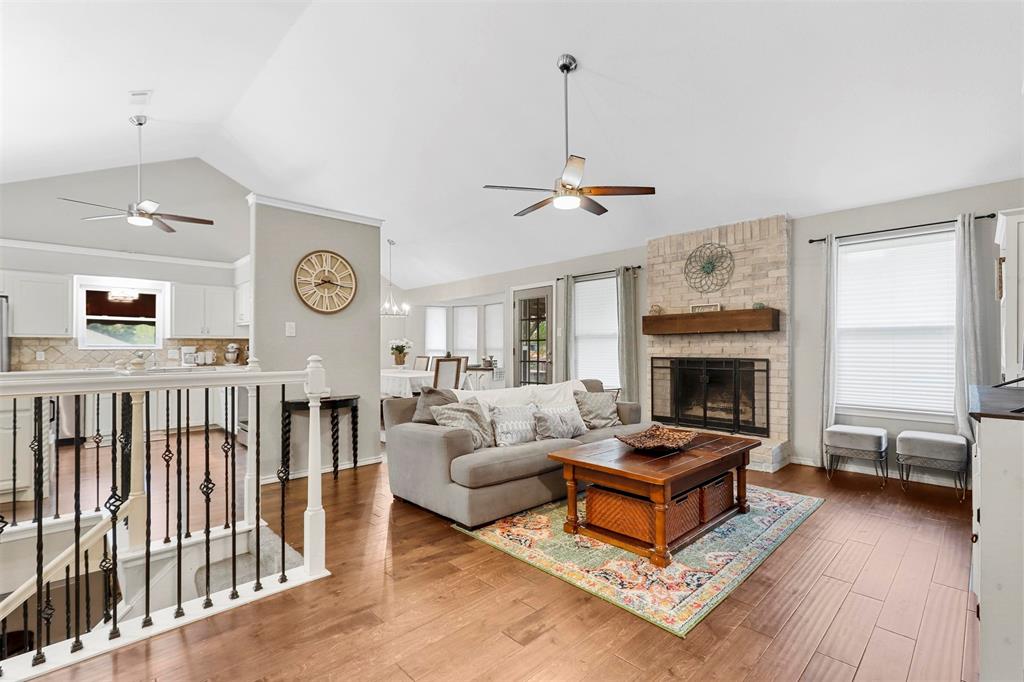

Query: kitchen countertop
left=969, top=384, right=1024, bottom=421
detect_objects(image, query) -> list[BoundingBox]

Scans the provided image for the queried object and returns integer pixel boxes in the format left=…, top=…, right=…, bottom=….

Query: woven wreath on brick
left=616, top=424, right=699, bottom=451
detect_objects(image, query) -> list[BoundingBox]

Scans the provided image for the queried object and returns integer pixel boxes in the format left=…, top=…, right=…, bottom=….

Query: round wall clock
left=294, top=250, right=357, bottom=313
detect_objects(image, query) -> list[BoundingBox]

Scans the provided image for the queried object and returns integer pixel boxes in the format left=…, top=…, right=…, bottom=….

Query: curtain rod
left=555, top=265, right=642, bottom=281
left=807, top=213, right=997, bottom=244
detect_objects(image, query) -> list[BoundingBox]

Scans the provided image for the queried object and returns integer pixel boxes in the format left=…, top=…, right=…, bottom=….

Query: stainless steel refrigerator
left=0, top=295, right=9, bottom=372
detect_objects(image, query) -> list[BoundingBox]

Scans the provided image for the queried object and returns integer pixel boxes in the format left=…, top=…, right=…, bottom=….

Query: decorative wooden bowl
left=616, top=424, right=699, bottom=451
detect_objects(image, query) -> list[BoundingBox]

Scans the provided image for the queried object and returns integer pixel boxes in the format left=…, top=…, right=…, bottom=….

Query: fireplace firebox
left=651, top=357, right=769, bottom=437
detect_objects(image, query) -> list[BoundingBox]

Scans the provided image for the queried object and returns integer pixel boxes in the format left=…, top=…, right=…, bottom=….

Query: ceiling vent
left=128, top=90, right=153, bottom=106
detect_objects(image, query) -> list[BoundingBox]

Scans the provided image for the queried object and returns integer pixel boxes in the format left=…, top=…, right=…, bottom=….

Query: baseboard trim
left=784, top=456, right=964, bottom=490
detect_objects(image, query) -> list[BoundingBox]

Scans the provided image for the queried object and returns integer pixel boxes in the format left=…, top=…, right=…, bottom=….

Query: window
left=424, top=306, right=448, bottom=359
left=484, top=303, right=504, bottom=368
left=573, top=276, right=620, bottom=389
left=453, top=306, right=479, bottom=363
left=835, top=230, right=956, bottom=415
left=76, top=277, right=166, bottom=350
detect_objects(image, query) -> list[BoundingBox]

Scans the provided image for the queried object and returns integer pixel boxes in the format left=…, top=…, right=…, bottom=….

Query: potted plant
left=389, top=338, right=413, bottom=366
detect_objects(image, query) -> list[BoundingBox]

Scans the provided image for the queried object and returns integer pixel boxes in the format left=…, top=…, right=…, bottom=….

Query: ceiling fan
left=58, top=115, right=214, bottom=233
left=484, top=54, right=655, bottom=217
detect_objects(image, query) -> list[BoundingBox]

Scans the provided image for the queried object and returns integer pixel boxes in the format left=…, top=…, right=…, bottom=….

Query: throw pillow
left=430, top=398, right=494, bottom=449
left=573, top=390, right=622, bottom=429
left=534, top=405, right=587, bottom=440
left=491, top=403, right=539, bottom=447
left=412, top=386, right=457, bottom=424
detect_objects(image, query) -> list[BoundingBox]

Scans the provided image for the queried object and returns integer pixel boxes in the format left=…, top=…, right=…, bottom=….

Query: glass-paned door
left=513, top=286, right=553, bottom=386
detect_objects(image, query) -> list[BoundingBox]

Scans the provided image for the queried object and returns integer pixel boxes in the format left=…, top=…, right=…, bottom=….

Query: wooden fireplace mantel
left=642, top=308, right=780, bottom=335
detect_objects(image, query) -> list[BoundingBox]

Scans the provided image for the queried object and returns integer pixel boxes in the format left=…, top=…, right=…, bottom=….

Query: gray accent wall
left=251, top=202, right=381, bottom=476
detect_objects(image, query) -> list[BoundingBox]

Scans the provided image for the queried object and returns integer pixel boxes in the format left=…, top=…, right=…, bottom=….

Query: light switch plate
left=285, top=321, right=296, bottom=337
left=167, top=349, right=180, bottom=359
left=35, top=351, right=46, bottom=361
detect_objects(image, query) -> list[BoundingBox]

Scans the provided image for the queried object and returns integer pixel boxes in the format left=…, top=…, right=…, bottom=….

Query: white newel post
left=127, top=390, right=147, bottom=550
left=303, top=355, right=328, bottom=577
left=244, top=357, right=261, bottom=526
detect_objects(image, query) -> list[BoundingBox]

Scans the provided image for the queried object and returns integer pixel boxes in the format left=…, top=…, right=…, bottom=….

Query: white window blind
left=835, top=230, right=956, bottom=415
left=424, top=306, right=447, bottom=359
left=453, top=306, right=479, bottom=363
left=484, top=303, right=504, bottom=367
left=573, top=276, right=620, bottom=389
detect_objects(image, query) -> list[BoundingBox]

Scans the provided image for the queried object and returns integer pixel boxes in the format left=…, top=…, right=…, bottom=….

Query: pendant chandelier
left=380, top=238, right=410, bottom=318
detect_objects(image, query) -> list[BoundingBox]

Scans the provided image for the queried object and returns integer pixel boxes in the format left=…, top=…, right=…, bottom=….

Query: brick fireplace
left=645, top=215, right=790, bottom=471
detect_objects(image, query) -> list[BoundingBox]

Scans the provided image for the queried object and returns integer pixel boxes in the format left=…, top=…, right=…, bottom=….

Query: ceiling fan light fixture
left=127, top=214, right=153, bottom=227
left=553, top=194, right=581, bottom=210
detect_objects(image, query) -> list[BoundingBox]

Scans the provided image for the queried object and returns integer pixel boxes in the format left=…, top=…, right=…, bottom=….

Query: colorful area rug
left=457, top=485, right=822, bottom=637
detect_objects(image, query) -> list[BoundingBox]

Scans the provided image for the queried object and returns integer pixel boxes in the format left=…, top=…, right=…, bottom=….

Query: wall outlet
left=285, top=321, right=296, bottom=337
left=35, top=351, right=46, bottom=361
left=168, top=349, right=180, bottom=359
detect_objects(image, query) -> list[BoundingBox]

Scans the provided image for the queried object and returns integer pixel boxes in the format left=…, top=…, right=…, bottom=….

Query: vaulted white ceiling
left=2, top=2, right=1021, bottom=289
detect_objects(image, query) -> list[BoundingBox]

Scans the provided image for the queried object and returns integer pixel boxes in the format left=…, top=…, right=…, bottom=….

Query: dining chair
left=412, top=355, right=430, bottom=371
left=433, top=358, right=462, bottom=390
left=430, top=356, right=446, bottom=371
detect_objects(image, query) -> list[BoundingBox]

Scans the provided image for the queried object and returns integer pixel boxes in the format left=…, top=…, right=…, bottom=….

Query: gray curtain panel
left=954, top=213, right=983, bottom=442
left=819, top=234, right=838, bottom=467
left=560, top=274, right=576, bottom=384
left=616, top=266, right=640, bottom=403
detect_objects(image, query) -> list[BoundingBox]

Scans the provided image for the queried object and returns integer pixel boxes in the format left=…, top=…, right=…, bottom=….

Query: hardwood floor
left=36, top=455, right=975, bottom=681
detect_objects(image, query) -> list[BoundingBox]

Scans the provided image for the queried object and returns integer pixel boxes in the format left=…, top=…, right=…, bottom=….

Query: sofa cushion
left=450, top=438, right=580, bottom=488
left=896, top=430, right=968, bottom=463
left=575, top=421, right=656, bottom=444
left=534, top=406, right=587, bottom=440
left=491, top=403, right=538, bottom=447
left=430, top=399, right=494, bottom=449
left=824, top=425, right=887, bottom=452
left=574, top=390, right=622, bottom=429
left=412, top=386, right=457, bottom=424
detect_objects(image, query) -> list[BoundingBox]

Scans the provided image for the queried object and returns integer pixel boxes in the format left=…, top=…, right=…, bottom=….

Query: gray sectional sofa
left=383, top=379, right=652, bottom=527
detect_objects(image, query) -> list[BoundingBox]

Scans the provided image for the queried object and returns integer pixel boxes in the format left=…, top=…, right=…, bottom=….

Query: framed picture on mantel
left=690, top=304, right=721, bottom=313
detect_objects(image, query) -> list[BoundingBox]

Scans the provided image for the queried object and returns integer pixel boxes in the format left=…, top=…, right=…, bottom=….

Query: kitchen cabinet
left=6, top=271, right=73, bottom=337
left=170, top=284, right=235, bottom=338
left=235, top=281, right=252, bottom=326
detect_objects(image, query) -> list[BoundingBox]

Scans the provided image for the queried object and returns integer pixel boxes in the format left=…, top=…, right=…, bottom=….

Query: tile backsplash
left=10, top=337, right=249, bottom=371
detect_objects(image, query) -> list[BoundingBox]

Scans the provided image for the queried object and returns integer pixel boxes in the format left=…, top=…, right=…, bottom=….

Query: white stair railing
left=0, top=356, right=330, bottom=680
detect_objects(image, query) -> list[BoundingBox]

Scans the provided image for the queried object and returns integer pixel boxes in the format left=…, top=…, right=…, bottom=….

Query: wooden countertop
left=969, top=384, right=1024, bottom=421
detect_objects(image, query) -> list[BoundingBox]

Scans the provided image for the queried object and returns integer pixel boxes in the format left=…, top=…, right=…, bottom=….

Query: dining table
left=380, top=368, right=435, bottom=398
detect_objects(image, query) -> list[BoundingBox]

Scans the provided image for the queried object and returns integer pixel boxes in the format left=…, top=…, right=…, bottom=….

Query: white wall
left=380, top=276, right=424, bottom=367
left=790, top=177, right=1024, bottom=481
left=250, top=201, right=381, bottom=476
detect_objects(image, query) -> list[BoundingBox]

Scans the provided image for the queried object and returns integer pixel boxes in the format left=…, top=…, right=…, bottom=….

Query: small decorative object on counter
left=389, top=338, right=413, bottom=366
left=752, top=302, right=766, bottom=310
left=648, top=304, right=663, bottom=315
left=224, top=343, right=240, bottom=365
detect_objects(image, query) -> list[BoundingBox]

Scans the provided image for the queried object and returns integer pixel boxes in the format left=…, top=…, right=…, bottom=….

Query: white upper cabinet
left=235, top=281, right=252, bottom=326
left=170, top=284, right=236, bottom=338
left=7, top=271, right=73, bottom=337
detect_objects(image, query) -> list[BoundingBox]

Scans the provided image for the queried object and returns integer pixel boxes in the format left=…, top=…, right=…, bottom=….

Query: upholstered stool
left=896, top=431, right=969, bottom=501
left=824, top=425, right=889, bottom=487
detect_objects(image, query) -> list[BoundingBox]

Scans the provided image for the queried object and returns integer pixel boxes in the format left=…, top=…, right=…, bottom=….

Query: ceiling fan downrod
left=557, top=54, right=577, bottom=162
left=129, top=114, right=147, bottom=204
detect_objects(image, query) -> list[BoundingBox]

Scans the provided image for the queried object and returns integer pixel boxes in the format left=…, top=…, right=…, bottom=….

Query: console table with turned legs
left=282, top=394, right=360, bottom=478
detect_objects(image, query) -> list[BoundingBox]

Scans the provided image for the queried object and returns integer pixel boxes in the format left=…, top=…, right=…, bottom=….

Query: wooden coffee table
left=548, top=433, right=761, bottom=567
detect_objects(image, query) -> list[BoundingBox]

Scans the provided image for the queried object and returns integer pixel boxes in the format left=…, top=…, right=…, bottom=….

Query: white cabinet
left=234, top=281, right=252, bottom=326
left=170, top=284, right=235, bottom=338
left=7, top=271, right=73, bottom=337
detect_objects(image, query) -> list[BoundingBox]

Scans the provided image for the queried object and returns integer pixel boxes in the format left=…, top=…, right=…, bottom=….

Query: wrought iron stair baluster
left=201, top=388, right=214, bottom=608
left=32, top=396, right=45, bottom=665
left=71, top=395, right=83, bottom=652
left=222, top=387, right=230, bottom=529
left=278, top=384, right=289, bottom=583
left=162, top=390, right=173, bottom=544
left=174, top=390, right=184, bottom=618
left=229, top=387, right=238, bottom=599
left=142, top=392, right=152, bottom=628
left=92, top=394, right=102, bottom=513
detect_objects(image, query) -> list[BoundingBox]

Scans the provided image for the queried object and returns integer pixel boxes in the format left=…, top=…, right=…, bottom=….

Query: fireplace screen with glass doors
left=651, top=357, right=769, bottom=437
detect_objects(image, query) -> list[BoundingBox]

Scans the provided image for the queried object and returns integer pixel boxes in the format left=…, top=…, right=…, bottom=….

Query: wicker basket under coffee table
left=548, top=434, right=761, bottom=568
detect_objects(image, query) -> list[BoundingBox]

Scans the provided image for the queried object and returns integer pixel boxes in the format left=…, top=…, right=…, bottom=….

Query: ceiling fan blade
left=580, top=186, right=656, bottom=196
left=83, top=214, right=128, bottom=221
left=58, top=197, right=126, bottom=212
left=137, top=199, right=160, bottom=213
left=152, top=217, right=176, bottom=233
left=561, top=155, right=586, bottom=189
left=579, top=196, right=608, bottom=216
left=151, top=212, right=214, bottom=225
left=514, top=196, right=555, bottom=217
left=483, top=185, right=554, bottom=193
